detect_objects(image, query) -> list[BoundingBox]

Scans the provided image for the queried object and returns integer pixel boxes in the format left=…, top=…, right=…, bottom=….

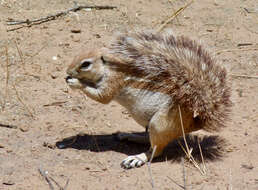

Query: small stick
left=237, top=43, right=253, bottom=47
left=215, top=48, right=258, bottom=54
left=157, top=0, right=194, bottom=32
left=147, top=145, right=157, bottom=190
left=0, top=123, right=18, bottom=129
left=38, top=168, right=54, bottom=190
left=6, top=4, right=117, bottom=31
left=230, top=74, right=258, bottom=79
left=6, top=26, right=24, bottom=32
left=43, top=101, right=67, bottom=107
left=13, top=82, right=34, bottom=118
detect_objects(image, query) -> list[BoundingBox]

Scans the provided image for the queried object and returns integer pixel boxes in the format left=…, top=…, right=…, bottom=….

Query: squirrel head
left=66, top=49, right=108, bottom=89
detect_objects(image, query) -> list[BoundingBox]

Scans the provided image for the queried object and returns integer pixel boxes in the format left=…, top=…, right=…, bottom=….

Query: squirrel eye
left=80, top=60, right=92, bottom=69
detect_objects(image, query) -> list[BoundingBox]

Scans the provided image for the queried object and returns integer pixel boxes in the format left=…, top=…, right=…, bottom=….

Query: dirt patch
left=0, top=0, right=257, bottom=189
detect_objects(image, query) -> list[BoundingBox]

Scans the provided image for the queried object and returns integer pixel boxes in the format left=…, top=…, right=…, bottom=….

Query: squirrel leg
left=148, top=107, right=178, bottom=158
left=121, top=107, right=177, bottom=169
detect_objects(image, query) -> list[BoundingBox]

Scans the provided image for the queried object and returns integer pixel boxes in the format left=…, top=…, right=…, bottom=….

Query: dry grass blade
left=178, top=141, right=205, bottom=175
left=147, top=145, right=157, bottom=190
left=14, top=39, right=25, bottom=71
left=157, top=0, right=194, bottom=32
left=181, top=158, right=187, bottom=190
left=215, top=47, right=258, bottom=54
left=2, top=46, right=10, bottom=111
left=26, top=43, right=48, bottom=62
left=198, top=138, right=206, bottom=174
left=13, top=81, right=34, bottom=118
left=167, top=176, right=185, bottom=189
left=230, top=74, right=258, bottom=79
left=48, top=176, right=64, bottom=190
left=38, top=168, right=54, bottom=190
left=228, top=169, right=233, bottom=190
left=63, top=178, right=70, bottom=190
left=178, top=105, right=206, bottom=175
left=178, top=105, right=191, bottom=155
left=38, top=167, right=70, bottom=190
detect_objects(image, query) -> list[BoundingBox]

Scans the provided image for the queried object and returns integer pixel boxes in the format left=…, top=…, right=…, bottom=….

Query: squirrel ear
left=101, top=54, right=122, bottom=64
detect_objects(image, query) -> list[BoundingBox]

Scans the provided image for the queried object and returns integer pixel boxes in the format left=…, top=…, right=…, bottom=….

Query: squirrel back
left=106, top=30, right=232, bottom=131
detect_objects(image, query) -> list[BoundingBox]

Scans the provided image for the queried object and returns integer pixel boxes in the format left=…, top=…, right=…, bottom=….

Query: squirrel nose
left=65, top=76, right=72, bottom=82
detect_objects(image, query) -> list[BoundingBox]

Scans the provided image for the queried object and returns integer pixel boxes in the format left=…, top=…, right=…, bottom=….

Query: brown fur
left=107, top=30, right=232, bottom=131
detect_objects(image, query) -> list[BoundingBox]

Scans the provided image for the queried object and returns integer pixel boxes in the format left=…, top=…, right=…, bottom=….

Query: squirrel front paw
left=121, top=153, right=148, bottom=169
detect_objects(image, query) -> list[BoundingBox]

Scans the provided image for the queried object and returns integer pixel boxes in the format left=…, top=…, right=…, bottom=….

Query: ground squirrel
left=66, top=30, right=232, bottom=169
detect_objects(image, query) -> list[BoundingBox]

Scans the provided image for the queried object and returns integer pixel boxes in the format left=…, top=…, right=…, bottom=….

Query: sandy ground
left=0, top=0, right=257, bottom=189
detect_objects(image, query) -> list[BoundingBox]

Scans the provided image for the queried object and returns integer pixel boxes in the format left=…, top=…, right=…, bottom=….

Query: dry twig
left=0, top=123, right=18, bottom=129
left=6, top=3, right=117, bottom=32
left=157, top=0, right=194, bottom=32
left=237, top=43, right=253, bottom=47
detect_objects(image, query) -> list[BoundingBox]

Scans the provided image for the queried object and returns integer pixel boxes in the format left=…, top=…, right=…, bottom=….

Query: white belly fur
left=114, top=87, right=171, bottom=127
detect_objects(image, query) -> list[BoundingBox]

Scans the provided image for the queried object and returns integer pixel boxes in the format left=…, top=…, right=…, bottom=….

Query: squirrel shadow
left=56, top=132, right=226, bottom=163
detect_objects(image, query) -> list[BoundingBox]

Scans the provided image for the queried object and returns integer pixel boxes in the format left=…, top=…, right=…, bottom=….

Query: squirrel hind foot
left=121, top=153, right=148, bottom=169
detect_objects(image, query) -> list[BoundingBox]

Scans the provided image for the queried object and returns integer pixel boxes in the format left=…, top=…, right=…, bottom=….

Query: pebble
left=71, top=29, right=81, bottom=33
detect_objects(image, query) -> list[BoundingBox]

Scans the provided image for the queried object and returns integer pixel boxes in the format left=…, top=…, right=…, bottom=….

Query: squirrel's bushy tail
left=108, top=30, right=232, bottom=131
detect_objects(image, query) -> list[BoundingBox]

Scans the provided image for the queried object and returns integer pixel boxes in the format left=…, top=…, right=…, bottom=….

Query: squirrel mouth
left=65, top=76, right=96, bottom=88
left=66, top=76, right=78, bottom=83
